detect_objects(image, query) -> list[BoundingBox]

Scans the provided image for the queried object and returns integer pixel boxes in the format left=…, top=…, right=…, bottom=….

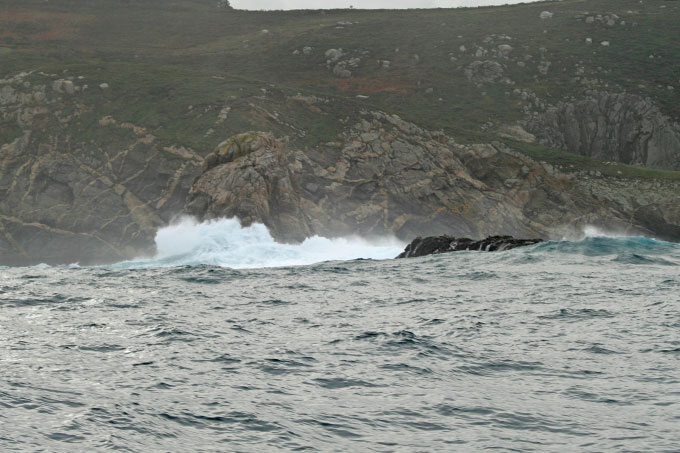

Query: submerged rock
left=396, top=235, right=543, bottom=258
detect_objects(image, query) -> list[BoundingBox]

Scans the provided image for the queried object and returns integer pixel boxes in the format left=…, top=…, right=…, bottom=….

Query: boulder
left=540, top=11, right=554, bottom=20
left=498, top=44, right=513, bottom=57
left=332, top=64, right=352, bottom=78
left=62, top=80, right=75, bottom=94
left=465, top=60, right=504, bottom=84
left=325, top=48, right=344, bottom=63
left=0, top=85, right=17, bottom=105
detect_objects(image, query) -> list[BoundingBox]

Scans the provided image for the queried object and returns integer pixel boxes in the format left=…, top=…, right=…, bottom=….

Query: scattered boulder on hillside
left=465, top=60, right=505, bottom=84
left=302, top=46, right=313, bottom=55
left=52, top=79, right=75, bottom=94
left=540, top=11, right=554, bottom=20
left=325, top=48, right=344, bottom=63
left=537, top=60, right=551, bottom=75
left=396, top=235, right=543, bottom=258
left=583, top=13, right=620, bottom=26
left=332, top=63, right=352, bottom=78
left=498, top=44, right=513, bottom=57
left=0, top=85, right=18, bottom=104
left=325, top=50, right=362, bottom=78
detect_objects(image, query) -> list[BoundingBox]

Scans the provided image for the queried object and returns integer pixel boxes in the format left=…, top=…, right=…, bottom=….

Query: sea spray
left=119, top=217, right=406, bottom=269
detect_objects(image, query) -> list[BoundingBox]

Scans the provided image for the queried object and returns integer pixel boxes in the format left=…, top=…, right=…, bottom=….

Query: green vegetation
left=1, top=0, right=679, bottom=177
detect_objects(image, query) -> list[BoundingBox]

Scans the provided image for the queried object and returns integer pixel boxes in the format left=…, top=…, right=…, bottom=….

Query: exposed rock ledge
left=396, top=235, right=543, bottom=258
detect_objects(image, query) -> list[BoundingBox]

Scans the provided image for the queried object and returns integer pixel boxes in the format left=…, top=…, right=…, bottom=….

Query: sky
left=231, top=0, right=538, bottom=11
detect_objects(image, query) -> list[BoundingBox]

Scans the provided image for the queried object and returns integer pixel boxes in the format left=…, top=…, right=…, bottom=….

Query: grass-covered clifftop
left=2, top=0, right=679, bottom=159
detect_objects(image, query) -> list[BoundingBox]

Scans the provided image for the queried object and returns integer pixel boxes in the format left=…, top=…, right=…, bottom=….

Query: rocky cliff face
left=524, top=91, right=680, bottom=170
left=188, top=113, right=680, bottom=245
left=2, top=71, right=680, bottom=266
left=0, top=72, right=203, bottom=265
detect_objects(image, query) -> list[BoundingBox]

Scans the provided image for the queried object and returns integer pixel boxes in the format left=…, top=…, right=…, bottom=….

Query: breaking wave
left=116, top=217, right=405, bottom=269
left=109, top=219, right=680, bottom=269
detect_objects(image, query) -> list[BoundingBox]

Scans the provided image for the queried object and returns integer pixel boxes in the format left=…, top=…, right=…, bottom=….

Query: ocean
left=1, top=219, right=679, bottom=452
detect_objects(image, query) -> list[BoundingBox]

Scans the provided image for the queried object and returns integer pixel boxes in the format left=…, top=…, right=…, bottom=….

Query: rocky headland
left=1, top=0, right=679, bottom=265
left=188, top=121, right=680, bottom=247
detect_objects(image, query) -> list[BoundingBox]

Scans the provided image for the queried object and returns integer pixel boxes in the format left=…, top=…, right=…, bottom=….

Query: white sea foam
left=581, top=225, right=636, bottom=239
left=121, top=217, right=405, bottom=269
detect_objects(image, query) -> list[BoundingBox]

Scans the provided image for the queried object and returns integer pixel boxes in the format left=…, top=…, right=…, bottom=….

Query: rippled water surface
left=2, top=236, right=680, bottom=451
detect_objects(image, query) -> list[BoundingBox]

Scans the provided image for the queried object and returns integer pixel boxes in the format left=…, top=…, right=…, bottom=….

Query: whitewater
left=1, top=219, right=679, bottom=451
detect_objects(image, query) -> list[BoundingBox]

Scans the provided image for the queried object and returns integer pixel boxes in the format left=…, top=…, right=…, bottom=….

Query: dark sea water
left=2, top=221, right=680, bottom=452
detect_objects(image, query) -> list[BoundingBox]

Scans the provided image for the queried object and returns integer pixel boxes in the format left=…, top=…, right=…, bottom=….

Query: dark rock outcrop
left=396, top=235, right=543, bottom=258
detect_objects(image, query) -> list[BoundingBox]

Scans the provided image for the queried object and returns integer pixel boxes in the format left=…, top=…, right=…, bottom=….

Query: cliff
left=0, top=72, right=203, bottom=265
left=188, top=120, right=680, bottom=245
left=523, top=91, right=680, bottom=170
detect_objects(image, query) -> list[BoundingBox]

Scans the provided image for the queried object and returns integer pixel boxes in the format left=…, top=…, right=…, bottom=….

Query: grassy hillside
left=1, top=0, right=679, bottom=174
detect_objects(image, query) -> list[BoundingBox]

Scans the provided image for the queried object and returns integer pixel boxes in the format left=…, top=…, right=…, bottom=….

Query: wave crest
left=535, top=236, right=679, bottom=257
left=117, top=217, right=405, bottom=269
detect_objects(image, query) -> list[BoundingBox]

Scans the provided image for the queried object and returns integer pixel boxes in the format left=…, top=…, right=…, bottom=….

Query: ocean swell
left=111, top=219, right=680, bottom=269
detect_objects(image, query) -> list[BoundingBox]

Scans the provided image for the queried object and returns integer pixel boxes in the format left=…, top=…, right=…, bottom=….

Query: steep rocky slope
left=188, top=115, right=680, bottom=245
left=0, top=72, right=203, bottom=265
left=523, top=91, right=680, bottom=170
